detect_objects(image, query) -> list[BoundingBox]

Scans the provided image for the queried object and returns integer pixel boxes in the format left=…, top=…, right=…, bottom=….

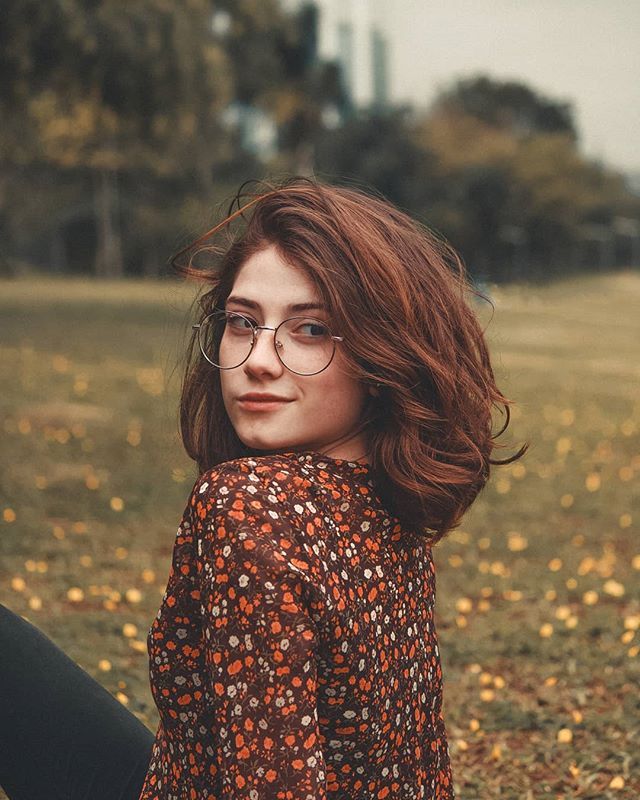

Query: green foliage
left=314, top=108, right=440, bottom=215
left=0, top=3, right=638, bottom=282
left=0, top=0, right=232, bottom=175
left=434, top=74, right=577, bottom=139
left=415, top=104, right=640, bottom=277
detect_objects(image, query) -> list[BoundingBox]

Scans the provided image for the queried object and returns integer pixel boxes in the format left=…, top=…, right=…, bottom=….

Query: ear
left=368, top=382, right=381, bottom=398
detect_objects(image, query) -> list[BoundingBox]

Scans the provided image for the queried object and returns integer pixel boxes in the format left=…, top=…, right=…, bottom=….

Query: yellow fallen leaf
left=585, top=473, right=601, bottom=492
left=603, top=579, right=625, bottom=597
left=67, top=587, right=84, bottom=603
left=507, top=532, right=528, bottom=551
left=125, top=588, right=143, bottom=604
left=456, top=597, right=473, bottom=614
left=110, top=496, right=124, bottom=512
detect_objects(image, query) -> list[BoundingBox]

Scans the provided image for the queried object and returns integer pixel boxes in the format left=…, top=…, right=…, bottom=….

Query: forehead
left=231, top=245, right=319, bottom=304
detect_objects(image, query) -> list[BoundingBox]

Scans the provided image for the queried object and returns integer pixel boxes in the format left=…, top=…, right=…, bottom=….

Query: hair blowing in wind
left=173, top=177, right=529, bottom=545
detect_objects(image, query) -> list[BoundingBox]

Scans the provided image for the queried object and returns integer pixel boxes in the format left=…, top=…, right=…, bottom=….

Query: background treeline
left=1, top=0, right=639, bottom=282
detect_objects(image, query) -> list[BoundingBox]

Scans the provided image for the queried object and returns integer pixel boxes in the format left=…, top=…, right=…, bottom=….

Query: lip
left=236, top=393, right=294, bottom=412
left=238, top=393, right=293, bottom=402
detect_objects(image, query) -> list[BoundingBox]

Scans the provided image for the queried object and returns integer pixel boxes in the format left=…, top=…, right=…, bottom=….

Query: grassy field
left=1, top=272, right=638, bottom=799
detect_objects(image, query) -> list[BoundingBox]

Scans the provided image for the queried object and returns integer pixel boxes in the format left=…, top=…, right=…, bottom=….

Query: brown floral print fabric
left=138, top=452, right=455, bottom=800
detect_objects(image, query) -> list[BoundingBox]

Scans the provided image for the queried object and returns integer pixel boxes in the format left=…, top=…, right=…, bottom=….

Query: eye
left=226, top=313, right=255, bottom=333
left=294, top=320, right=330, bottom=338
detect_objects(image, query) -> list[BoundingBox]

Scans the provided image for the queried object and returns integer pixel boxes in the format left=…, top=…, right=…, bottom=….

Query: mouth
left=236, top=393, right=294, bottom=412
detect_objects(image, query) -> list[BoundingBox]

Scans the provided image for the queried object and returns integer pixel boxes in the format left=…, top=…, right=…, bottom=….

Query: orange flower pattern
left=138, top=452, right=455, bottom=799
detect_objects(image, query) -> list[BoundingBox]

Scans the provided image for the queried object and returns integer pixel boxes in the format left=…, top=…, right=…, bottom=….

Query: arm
left=192, top=466, right=327, bottom=800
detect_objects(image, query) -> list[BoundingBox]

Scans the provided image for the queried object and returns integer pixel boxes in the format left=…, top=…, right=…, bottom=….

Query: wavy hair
left=172, top=176, right=528, bottom=544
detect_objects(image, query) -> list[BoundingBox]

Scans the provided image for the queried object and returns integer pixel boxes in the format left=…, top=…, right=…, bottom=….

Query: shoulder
left=188, top=453, right=312, bottom=520
left=195, top=453, right=309, bottom=494
left=189, top=456, right=319, bottom=584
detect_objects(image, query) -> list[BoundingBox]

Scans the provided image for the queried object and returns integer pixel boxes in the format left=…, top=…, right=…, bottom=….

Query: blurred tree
left=214, top=0, right=346, bottom=171
left=314, top=108, right=442, bottom=222
left=0, top=0, right=233, bottom=275
left=0, top=0, right=344, bottom=274
left=434, top=75, right=577, bottom=140
left=1, top=7, right=637, bottom=283
left=412, top=80, right=639, bottom=280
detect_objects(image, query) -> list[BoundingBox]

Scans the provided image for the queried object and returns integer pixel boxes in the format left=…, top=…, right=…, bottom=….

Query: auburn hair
left=172, top=176, right=528, bottom=545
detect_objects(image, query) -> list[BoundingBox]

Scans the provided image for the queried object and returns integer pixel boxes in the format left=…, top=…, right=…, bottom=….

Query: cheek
left=219, top=371, right=235, bottom=415
left=310, top=368, right=367, bottom=424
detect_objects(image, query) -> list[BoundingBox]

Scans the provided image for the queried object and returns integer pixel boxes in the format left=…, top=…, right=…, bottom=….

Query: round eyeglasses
left=192, top=309, right=344, bottom=376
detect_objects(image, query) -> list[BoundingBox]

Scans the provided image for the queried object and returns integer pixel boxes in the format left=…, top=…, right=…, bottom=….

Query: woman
left=0, top=177, right=527, bottom=800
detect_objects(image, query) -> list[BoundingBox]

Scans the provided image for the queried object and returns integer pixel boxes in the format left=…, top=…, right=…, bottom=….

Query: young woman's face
left=219, top=244, right=369, bottom=461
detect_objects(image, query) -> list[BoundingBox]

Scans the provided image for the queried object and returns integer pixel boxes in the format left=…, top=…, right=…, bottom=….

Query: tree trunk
left=49, top=226, right=68, bottom=273
left=143, top=244, right=161, bottom=277
left=94, top=169, right=124, bottom=277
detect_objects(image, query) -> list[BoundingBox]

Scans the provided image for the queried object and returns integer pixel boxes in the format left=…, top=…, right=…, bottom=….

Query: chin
left=237, top=430, right=301, bottom=453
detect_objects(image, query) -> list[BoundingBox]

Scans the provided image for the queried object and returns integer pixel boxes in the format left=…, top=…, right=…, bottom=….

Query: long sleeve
left=192, top=466, right=327, bottom=800
left=140, top=452, right=456, bottom=799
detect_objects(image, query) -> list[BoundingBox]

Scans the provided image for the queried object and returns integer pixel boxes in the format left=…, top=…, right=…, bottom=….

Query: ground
left=1, top=270, right=638, bottom=799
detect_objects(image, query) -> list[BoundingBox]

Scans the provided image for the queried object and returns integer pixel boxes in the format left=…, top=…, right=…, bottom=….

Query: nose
left=242, top=327, right=285, bottom=378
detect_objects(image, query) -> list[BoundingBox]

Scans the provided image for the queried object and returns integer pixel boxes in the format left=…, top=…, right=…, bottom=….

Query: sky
left=377, top=0, right=640, bottom=174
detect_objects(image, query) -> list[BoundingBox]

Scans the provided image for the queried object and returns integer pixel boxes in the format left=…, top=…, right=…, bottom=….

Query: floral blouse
left=138, top=452, right=455, bottom=799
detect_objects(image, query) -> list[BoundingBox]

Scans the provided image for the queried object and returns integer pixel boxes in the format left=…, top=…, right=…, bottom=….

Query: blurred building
left=310, top=0, right=389, bottom=109
left=217, top=1, right=389, bottom=161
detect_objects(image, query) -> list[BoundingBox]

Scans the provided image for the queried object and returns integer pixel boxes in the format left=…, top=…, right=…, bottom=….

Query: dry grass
left=1, top=270, right=638, bottom=799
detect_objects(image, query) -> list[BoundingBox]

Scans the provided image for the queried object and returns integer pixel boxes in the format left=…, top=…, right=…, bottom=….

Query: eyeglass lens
left=198, top=310, right=337, bottom=375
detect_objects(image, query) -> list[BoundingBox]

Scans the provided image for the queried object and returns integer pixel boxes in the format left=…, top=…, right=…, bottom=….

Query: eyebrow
left=225, top=295, right=326, bottom=313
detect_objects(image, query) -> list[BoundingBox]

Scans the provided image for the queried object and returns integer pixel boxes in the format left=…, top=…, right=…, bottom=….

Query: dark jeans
left=0, top=603, right=154, bottom=800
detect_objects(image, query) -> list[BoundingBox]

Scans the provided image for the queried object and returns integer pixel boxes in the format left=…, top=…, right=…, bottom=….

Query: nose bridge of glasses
left=250, top=324, right=284, bottom=355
